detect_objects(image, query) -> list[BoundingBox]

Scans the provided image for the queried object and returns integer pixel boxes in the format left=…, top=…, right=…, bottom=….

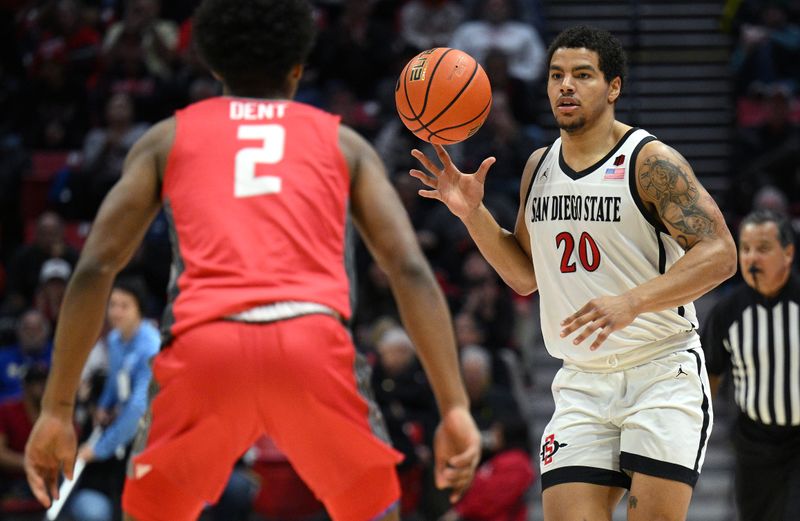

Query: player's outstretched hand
left=560, top=294, right=638, bottom=351
left=24, top=411, right=78, bottom=507
left=433, top=405, right=481, bottom=503
left=410, top=145, right=495, bottom=220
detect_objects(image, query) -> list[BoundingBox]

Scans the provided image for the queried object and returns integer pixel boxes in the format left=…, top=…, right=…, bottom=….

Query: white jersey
left=525, top=128, right=700, bottom=370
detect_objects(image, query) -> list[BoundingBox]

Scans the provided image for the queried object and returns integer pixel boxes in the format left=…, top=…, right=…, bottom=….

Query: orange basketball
left=395, top=48, right=492, bottom=144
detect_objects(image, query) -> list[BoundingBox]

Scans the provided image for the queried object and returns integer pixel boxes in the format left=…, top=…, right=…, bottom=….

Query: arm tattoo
left=629, top=495, right=638, bottom=509
left=638, top=154, right=717, bottom=249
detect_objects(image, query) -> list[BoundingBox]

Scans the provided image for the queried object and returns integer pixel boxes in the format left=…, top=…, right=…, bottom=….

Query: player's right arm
left=410, top=144, right=542, bottom=295
left=24, top=119, right=172, bottom=507
left=340, top=126, right=480, bottom=501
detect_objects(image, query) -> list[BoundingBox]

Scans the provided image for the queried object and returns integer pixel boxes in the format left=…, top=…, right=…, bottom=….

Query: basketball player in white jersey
left=410, top=25, right=737, bottom=521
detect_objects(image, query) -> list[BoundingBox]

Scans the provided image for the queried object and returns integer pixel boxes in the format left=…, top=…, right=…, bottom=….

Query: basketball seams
left=406, top=61, right=479, bottom=135
left=418, top=48, right=453, bottom=121
left=395, top=47, right=491, bottom=144
left=427, top=95, right=492, bottom=138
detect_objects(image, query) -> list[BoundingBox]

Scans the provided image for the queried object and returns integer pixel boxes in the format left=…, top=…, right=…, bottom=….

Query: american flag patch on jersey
left=603, top=167, right=625, bottom=180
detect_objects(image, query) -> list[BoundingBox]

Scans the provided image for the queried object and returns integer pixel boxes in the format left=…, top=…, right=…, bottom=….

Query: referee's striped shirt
left=702, top=274, right=800, bottom=430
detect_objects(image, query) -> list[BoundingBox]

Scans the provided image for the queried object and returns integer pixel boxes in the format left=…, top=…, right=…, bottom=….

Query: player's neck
left=560, top=116, right=628, bottom=168
left=223, top=85, right=295, bottom=101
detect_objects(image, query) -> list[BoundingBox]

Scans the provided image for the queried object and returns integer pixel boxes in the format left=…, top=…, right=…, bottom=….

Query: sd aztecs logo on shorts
left=540, top=433, right=568, bottom=465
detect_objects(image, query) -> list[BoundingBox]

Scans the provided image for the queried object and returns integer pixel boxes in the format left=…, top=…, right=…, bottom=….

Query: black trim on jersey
left=541, top=466, right=632, bottom=491
left=558, top=127, right=639, bottom=181
left=689, top=348, right=711, bottom=472
left=656, top=232, right=666, bottom=274
left=160, top=199, right=184, bottom=347
left=628, top=135, right=669, bottom=234
left=620, top=452, right=699, bottom=487
left=523, top=143, right=554, bottom=211
left=657, top=223, right=691, bottom=324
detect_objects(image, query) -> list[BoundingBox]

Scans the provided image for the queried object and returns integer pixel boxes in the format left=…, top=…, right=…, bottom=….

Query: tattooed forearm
left=638, top=154, right=717, bottom=249
left=629, top=495, right=638, bottom=509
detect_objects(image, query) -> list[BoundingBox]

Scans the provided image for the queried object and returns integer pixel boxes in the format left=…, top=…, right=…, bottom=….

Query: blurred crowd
left=725, top=0, right=800, bottom=230
left=0, top=1, right=545, bottom=520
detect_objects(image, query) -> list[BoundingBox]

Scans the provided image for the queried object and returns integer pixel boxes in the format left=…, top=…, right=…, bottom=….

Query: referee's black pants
left=734, top=416, right=800, bottom=521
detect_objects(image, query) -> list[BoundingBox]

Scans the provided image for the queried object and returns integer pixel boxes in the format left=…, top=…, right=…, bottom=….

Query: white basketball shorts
left=539, top=348, right=713, bottom=490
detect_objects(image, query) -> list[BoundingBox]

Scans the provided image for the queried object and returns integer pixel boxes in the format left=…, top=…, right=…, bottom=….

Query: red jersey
left=162, top=98, right=351, bottom=339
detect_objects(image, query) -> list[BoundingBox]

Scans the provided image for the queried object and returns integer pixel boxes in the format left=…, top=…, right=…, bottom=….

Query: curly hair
left=546, top=25, right=627, bottom=92
left=193, top=0, right=315, bottom=96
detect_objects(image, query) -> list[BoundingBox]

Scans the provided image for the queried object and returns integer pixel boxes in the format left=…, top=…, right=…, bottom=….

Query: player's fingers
left=411, top=149, right=441, bottom=175
left=560, top=310, right=596, bottom=337
left=409, top=169, right=437, bottom=188
left=590, top=326, right=613, bottom=351
left=432, top=144, right=453, bottom=166
left=48, top=467, right=60, bottom=502
left=417, top=189, right=442, bottom=200
left=474, top=157, right=496, bottom=183
left=447, top=444, right=480, bottom=469
left=62, top=454, right=75, bottom=481
left=572, top=322, right=601, bottom=345
left=25, top=465, right=52, bottom=507
left=561, top=301, right=593, bottom=326
left=448, top=476, right=475, bottom=503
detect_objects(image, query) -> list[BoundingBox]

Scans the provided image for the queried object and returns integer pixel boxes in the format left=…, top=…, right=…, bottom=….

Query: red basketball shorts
left=122, top=315, right=403, bottom=521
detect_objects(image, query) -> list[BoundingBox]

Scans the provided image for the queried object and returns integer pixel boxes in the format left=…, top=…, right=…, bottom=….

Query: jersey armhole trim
left=161, top=114, right=182, bottom=197
left=629, top=136, right=669, bottom=235
left=523, top=143, right=553, bottom=211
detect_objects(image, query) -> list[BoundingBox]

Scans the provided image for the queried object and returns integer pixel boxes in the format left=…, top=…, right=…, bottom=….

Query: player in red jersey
left=23, top=1, right=481, bottom=520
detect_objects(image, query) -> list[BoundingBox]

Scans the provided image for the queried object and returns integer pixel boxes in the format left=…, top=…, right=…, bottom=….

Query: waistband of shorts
left=225, top=301, right=342, bottom=323
left=562, top=330, right=701, bottom=373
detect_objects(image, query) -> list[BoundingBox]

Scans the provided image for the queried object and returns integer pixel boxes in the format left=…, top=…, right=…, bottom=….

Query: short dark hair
left=740, top=209, right=795, bottom=248
left=547, top=25, right=627, bottom=92
left=193, top=0, right=316, bottom=96
left=113, top=276, right=148, bottom=316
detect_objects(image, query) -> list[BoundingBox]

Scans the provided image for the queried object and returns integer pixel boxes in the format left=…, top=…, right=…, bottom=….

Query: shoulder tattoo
left=638, top=153, right=717, bottom=249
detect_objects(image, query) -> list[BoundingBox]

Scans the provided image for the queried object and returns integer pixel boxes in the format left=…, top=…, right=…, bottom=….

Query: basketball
left=395, top=48, right=492, bottom=144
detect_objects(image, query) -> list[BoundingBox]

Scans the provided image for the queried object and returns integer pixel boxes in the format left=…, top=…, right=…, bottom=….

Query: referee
left=702, top=209, right=800, bottom=521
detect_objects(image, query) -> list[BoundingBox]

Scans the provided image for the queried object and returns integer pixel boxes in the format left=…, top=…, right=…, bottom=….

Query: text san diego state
left=529, top=195, right=621, bottom=223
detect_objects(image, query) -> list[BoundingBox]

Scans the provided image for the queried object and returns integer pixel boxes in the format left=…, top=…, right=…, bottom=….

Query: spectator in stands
left=312, top=0, right=398, bottom=100
left=33, top=257, right=72, bottom=327
left=730, top=86, right=800, bottom=218
left=483, top=49, right=539, bottom=125
left=372, top=326, right=437, bottom=518
left=460, top=345, right=519, bottom=461
left=0, top=310, right=52, bottom=403
left=102, top=0, right=178, bottom=80
left=449, top=0, right=546, bottom=84
left=0, top=130, right=28, bottom=265
left=459, top=250, right=515, bottom=352
left=438, top=416, right=535, bottom=521
left=0, top=362, right=48, bottom=510
left=68, top=277, right=159, bottom=521
left=461, top=91, right=539, bottom=202
left=24, top=44, right=89, bottom=149
left=32, top=0, right=101, bottom=82
left=77, top=92, right=149, bottom=218
left=3, top=211, right=78, bottom=314
left=731, top=2, right=800, bottom=96
left=92, top=13, right=170, bottom=123
left=399, top=0, right=464, bottom=53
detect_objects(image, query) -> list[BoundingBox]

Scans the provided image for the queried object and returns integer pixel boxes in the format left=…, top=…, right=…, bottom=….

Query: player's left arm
left=630, top=141, right=737, bottom=307
left=560, top=140, right=736, bottom=350
left=25, top=119, right=172, bottom=506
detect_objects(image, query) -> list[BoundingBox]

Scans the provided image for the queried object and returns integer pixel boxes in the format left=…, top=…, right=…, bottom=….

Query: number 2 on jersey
left=235, top=124, right=285, bottom=198
left=556, top=231, right=601, bottom=273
